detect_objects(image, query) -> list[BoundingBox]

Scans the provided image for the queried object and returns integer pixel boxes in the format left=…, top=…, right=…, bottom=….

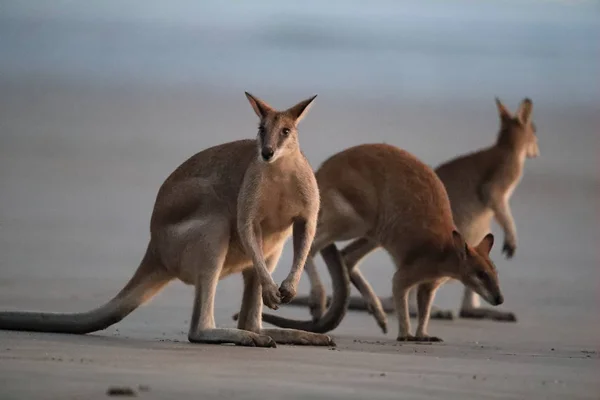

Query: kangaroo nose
left=261, top=147, right=274, bottom=161
left=494, top=294, right=504, bottom=306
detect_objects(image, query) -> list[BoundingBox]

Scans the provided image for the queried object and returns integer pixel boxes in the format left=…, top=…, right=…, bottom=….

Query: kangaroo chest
left=258, top=176, right=305, bottom=236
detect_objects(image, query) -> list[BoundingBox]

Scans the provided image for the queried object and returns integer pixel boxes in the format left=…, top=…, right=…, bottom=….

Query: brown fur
left=289, top=97, right=537, bottom=332
left=0, top=92, right=334, bottom=348
left=259, top=143, right=504, bottom=341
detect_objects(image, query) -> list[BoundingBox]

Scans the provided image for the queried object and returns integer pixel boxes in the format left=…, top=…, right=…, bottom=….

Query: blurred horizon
left=1, top=0, right=598, bottom=106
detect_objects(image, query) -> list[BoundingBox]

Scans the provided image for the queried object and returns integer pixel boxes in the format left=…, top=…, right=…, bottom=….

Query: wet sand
left=0, top=82, right=598, bottom=399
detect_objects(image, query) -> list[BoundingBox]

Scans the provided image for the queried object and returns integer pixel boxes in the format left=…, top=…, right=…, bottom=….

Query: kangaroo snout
left=261, top=147, right=275, bottom=161
left=493, top=293, right=504, bottom=306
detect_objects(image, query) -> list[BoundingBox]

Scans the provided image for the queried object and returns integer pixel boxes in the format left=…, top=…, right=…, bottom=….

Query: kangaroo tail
left=0, top=245, right=172, bottom=334
left=259, top=243, right=351, bottom=334
left=283, top=237, right=389, bottom=333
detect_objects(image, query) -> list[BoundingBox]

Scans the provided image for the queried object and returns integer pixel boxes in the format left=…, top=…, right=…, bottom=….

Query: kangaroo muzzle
left=493, top=293, right=504, bottom=306
left=261, top=146, right=275, bottom=162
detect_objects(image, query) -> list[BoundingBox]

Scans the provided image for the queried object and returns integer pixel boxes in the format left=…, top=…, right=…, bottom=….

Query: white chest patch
left=505, top=152, right=526, bottom=202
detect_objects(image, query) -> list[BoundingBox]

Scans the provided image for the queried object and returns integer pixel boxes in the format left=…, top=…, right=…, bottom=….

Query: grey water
left=1, top=0, right=598, bottom=105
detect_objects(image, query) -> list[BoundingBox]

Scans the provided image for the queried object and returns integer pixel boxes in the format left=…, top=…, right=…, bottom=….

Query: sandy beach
left=1, top=1, right=599, bottom=398
left=0, top=82, right=597, bottom=400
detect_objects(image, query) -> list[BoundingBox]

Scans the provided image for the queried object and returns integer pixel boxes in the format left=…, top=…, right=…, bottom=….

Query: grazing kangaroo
left=288, top=97, right=538, bottom=331
left=0, top=92, right=334, bottom=348
left=252, top=143, right=504, bottom=341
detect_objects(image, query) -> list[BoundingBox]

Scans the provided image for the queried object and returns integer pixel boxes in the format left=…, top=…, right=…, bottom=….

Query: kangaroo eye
left=476, top=270, right=488, bottom=281
left=281, top=128, right=290, bottom=136
left=258, top=127, right=266, bottom=138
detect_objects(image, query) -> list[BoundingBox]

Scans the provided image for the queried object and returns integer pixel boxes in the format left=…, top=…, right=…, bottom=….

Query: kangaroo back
left=260, top=144, right=457, bottom=333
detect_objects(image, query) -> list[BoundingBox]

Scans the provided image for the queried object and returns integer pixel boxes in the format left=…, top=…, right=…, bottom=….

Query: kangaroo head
left=452, top=231, right=504, bottom=306
left=245, top=92, right=317, bottom=164
left=495, top=97, right=539, bottom=159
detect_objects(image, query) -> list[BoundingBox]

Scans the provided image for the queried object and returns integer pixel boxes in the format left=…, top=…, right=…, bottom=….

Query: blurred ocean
left=1, top=0, right=598, bottom=104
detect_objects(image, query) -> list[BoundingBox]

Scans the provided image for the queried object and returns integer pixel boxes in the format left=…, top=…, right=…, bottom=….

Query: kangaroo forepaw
left=364, top=302, right=388, bottom=334
left=262, top=282, right=282, bottom=310
left=459, top=307, right=517, bottom=322
left=376, top=317, right=388, bottom=335
left=502, top=241, right=516, bottom=259
left=278, top=279, right=297, bottom=304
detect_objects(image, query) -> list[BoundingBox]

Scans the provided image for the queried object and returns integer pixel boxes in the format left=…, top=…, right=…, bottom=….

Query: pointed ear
left=495, top=97, right=512, bottom=123
left=477, top=233, right=495, bottom=255
left=287, top=95, right=317, bottom=125
left=452, top=230, right=467, bottom=261
left=245, top=92, right=274, bottom=119
left=516, top=98, right=533, bottom=125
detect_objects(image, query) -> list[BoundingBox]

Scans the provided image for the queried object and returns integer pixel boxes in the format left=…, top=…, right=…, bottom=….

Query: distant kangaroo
left=250, top=143, right=504, bottom=342
left=0, top=92, right=334, bottom=348
left=288, top=97, right=538, bottom=331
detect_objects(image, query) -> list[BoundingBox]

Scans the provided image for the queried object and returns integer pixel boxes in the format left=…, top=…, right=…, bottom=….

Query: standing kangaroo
left=0, top=92, right=334, bottom=348
left=287, top=97, right=538, bottom=331
left=252, top=143, right=504, bottom=341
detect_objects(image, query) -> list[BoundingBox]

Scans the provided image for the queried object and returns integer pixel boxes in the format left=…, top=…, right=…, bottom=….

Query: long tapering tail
left=0, top=246, right=171, bottom=334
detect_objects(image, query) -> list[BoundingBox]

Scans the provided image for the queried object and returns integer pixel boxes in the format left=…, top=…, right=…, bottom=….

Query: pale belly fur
left=457, top=209, right=494, bottom=246
left=220, top=226, right=293, bottom=278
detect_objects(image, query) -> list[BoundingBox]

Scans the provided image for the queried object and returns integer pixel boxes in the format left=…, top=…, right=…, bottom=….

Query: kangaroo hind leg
left=186, top=224, right=275, bottom=347
left=239, top=246, right=334, bottom=346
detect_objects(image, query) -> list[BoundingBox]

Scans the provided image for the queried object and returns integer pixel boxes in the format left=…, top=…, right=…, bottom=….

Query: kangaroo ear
left=477, top=233, right=495, bottom=255
left=516, top=98, right=533, bottom=125
left=452, top=230, right=467, bottom=261
left=495, top=97, right=512, bottom=123
left=287, top=95, right=317, bottom=125
left=245, top=92, right=274, bottom=119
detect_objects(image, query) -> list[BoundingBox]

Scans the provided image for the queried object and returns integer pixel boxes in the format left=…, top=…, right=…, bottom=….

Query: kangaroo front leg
left=238, top=221, right=281, bottom=310
left=298, top=236, right=388, bottom=329
left=280, top=217, right=317, bottom=303
left=348, top=268, right=388, bottom=333
left=408, top=287, right=454, bottom=320
left=239, top=248, right=334, bottom=346
left=342, top=238, right=389, bottom=331
left=341, top=237, right=452, bottom=325
left=392, top=269, right=413, bottom=341
left=394, top=265, right=445, bottom=342
left=300, top=236, right=379, bottom=321
left=459, top=286, right=517, bottom=322
left=304, top=236, right=389, bottom=333
left=490, top=197, right=518, bottom=259
left=414, top=281, right=444, bottom=342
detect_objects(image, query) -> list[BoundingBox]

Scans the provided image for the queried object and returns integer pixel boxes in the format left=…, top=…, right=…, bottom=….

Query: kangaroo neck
left=257, top=150, right=302, bottom=180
